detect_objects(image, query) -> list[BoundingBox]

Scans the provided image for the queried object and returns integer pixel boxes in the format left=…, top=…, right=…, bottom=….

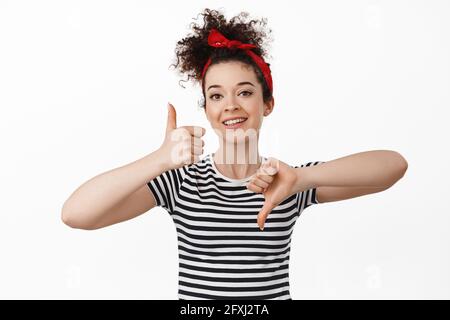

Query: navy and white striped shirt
left=147, top=153, right=324, bottom=300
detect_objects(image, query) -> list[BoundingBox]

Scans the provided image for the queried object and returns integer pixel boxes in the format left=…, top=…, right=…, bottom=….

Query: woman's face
left=203, top=61, right=274, bottom=145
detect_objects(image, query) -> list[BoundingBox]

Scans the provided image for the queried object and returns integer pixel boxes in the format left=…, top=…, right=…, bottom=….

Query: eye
left=209, top=94, right=221, bottom=101
left=208, top=90, right=253, bottom=101
left=240, top=90, right=253, bottom=97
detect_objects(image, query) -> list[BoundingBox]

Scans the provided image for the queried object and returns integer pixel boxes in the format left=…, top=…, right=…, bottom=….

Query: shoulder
left=178, top=153, right=212, bottom=178
left=293, top=160, right=325, bottom=169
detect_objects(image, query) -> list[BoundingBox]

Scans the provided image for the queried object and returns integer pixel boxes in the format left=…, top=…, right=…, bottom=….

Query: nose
left=224, top=105, right=241, bottom=112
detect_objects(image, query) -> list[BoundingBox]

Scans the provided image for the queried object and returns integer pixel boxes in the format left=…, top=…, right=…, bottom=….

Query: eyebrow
left=207, top=81, right=255, bottom=91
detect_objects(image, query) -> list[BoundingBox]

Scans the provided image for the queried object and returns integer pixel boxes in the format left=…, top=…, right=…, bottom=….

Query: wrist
left=294, top=167, right=317, bottom=193
left=146, top=148, right=170, bottom=173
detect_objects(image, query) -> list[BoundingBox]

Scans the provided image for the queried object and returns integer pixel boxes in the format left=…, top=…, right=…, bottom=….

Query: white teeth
left=223, top=118, right=247, bottom=125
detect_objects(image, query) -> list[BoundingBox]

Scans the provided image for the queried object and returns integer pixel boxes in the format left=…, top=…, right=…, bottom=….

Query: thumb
left=257, top=201, right=274, bottom=231
left=165, top=103, right=177, bottom=135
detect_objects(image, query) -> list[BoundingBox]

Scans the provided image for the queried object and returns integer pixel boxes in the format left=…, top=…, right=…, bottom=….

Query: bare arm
left=61, top=149, right=167, bottom=230
left=300, top=150, right=408, bottom=203
left=302, top=150, right=408, bottom=189
left=61, top=103, right=205, bottom=230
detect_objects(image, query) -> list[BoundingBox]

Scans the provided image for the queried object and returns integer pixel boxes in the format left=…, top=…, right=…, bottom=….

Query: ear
left=263, top=96, right=275, bottom=117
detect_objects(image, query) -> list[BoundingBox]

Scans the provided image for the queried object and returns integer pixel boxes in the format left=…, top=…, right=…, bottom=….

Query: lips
left=223, top=118, right=248, bottom=129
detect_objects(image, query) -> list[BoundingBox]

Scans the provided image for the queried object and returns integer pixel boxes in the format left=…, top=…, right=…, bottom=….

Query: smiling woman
left=141, top=8, right=326, bottom=300
left=62, top=6, right=407, bottom=301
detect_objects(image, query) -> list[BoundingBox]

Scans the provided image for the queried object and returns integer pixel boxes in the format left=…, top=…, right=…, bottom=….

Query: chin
left=223, top=128, right=259, bottom=145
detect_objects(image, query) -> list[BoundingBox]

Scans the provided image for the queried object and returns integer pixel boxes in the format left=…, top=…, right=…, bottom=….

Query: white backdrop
left=0, top=0, right=448, bottom=299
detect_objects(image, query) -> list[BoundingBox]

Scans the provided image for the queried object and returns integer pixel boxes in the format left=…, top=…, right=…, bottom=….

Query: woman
left=62, top=9, right=408, bottom=300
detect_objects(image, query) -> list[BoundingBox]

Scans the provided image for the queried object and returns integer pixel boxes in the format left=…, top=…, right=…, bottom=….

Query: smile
left=222, top=118, right=248, bottom=128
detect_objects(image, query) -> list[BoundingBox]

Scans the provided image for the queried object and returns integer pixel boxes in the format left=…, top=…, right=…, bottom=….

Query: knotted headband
left=201, top=28, right=273, bottom=94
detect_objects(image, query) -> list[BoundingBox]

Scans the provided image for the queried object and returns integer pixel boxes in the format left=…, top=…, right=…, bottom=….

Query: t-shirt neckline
left=208, top=152, right=267, bottom=183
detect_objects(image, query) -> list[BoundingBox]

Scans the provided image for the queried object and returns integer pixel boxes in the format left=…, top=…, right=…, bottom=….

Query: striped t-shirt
left=147, top=153, right=324, bottom=300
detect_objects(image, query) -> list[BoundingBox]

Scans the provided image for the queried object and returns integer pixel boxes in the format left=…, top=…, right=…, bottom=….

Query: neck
left=213, top=140, right=262, bottom=180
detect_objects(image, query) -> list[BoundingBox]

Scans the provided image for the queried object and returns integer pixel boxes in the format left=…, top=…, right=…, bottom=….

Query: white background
left=0, top=0, right=449, bottom=299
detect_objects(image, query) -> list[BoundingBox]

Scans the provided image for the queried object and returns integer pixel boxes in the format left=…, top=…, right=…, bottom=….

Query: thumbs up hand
left=246, top=158, right=301, bottom=230
left=158, top=103, right=206, bottom=171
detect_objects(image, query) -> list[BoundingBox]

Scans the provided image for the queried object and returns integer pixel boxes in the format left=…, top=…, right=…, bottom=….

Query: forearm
left=62, top=149, right=168, bottom=218
left=301, top=150, right=408, bottom=189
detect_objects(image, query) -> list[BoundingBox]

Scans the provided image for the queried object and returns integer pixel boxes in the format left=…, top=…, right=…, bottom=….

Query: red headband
left=201, top=28, right=273, bottom=94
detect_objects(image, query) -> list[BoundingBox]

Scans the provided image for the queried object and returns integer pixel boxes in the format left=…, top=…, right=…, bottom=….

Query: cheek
left=210, top=112, right=224, bottom=127
left=205, top=108, right=217, bottom=122
left=251, top=116, right=264, bottom=129
left=249, top=107, right=265, bottom=124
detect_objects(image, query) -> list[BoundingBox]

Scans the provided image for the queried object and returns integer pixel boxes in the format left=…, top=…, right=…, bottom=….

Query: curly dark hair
left=169, top=8, right=274, bottom=109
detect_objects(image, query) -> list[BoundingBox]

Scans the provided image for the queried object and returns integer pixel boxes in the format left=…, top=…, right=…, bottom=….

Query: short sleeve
left=294, top=161, right=326, bottom=215
left=147, top=166, right=188, bottom=215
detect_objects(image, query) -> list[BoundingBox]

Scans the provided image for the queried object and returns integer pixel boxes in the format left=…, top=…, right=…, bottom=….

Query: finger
left=250, top=177, right=269, bottom=190
left=255, top=171, right=274, bottom=184
left=192, top=137, right=204, bottom=148
left=182, top=144, right=202, bottom=155
left=190, top=154, right=200, bottom=164
left=266, top=157, right=280, bottom=170
left=191, top=145, right=203, bottom=155
left=257, top=201, right=274, bottom=231
left=165, top=103, right=177, bottom=135
left=179, top=126, right=206, bottom=137
left=246, top=182, right=264, bottom=193
left=261, top=163, right=278, bottom=176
